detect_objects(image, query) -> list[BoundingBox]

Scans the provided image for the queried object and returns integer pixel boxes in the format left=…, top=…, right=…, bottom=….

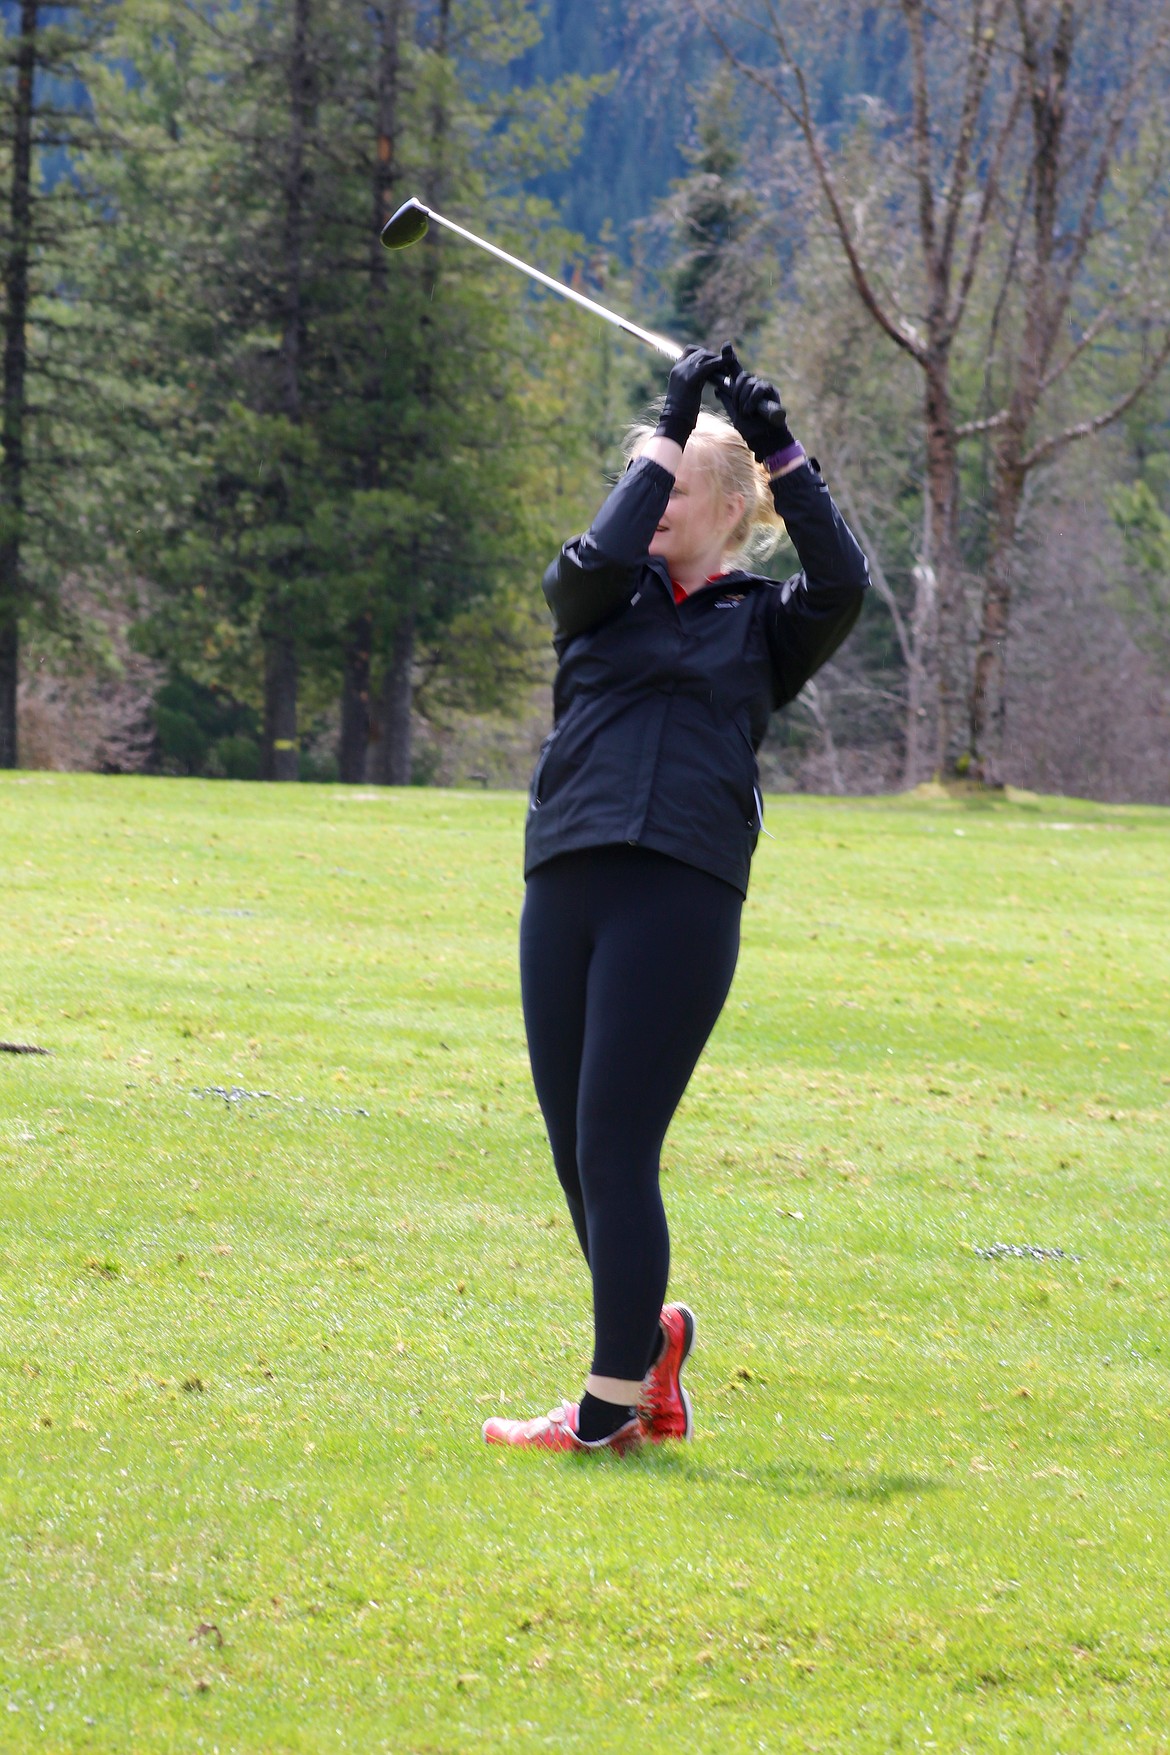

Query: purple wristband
left=763, top=441, right=805, bottom=476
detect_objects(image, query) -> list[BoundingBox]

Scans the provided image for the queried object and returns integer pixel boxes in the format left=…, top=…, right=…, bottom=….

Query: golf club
left=381, top=196, right=782, bottom=418
left=382, top=196, right=682, bottom=360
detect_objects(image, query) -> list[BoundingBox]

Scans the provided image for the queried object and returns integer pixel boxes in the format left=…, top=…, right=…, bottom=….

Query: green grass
left=2, top=772, right=1169, bottom=1753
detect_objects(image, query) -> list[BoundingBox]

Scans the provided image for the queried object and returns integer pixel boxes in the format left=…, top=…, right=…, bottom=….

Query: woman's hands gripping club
left=714, top=344, right=796, bottom=463
left=654, top=343, right=797, bottom=465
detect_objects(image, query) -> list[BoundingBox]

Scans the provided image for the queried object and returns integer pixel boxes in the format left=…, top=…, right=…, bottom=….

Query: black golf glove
left=715, top=343, right=797, bottom=462
left=655, top=345, right=724, bottom=447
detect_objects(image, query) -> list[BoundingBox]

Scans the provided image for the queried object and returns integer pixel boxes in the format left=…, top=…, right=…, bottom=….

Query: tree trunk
left=338, top=611, right=372, bottom=782
left=262, top=603, right=299, bottom=782
left=280, top=0, right=311, bottom=427
left=262, top=0, right=313, bottom=779
left=901, top=563, right=937, bottom=788
left=802, top=679, right=845, bottom=793
left=820, top=464, right=937, bottom=791
left=0, top=615, right=17, bottom=768
left=337, top=0, right=403, bottom=781
left=922, top=364, right=966, bottom=776
left=366, top=0, right=443, bottom=790
left=969, top=451, right=1026, bottom=785
left=370, top=612, right=415, bottom=785
left=966, top=2, right=1160, bottom=785
left=0, top=0, right=38, bottom=769
left=372, top=0, right=403, bottom=237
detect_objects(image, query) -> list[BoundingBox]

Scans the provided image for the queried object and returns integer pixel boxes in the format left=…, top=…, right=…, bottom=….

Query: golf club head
left=381, top=197, right=430, bottom=251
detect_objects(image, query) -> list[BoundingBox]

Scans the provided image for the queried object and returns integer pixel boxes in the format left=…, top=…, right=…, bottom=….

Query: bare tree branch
left=1043, top=8, right=1170, bottom=361
left=955, top=409, right=1012, bottom=439
left=1039, top=272, right=1166, bottom=403
left=957, top=149, right=1033, bottom=439
left=903, top=0, right=939, bottom=275
left=938, top=0, right=1013, bottom=282
left=796, top=676, right=846, bottom=793
left=947, top=71, right=1026, bottom=341
left=1022, top=331, right=1170, bottom=469
left=691, top=0, right=929, bottom=363
left=826, top=454, right=914, bottom=671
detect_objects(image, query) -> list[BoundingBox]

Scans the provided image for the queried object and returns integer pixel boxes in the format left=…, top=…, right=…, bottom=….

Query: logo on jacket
left=714, top=593, right=745, bottom=608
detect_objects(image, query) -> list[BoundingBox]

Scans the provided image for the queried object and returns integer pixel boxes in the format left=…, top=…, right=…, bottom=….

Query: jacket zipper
left=733, top=719, right=772, bottom=838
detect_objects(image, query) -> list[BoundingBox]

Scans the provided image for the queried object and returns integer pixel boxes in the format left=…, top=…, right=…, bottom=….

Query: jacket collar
left=646, top=556, right=760, bottom=601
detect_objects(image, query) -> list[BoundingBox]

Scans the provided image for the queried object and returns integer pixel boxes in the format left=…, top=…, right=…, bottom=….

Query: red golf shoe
left=483, top=1399, right=642, bottom=1454
left=639, top=1303, right=695, bottom=1441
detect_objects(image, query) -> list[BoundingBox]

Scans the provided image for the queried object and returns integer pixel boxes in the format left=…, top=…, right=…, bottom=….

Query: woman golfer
left=483, top=345, right=869, bottom=1453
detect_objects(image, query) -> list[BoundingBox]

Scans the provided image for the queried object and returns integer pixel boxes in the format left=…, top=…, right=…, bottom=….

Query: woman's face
left=648, top=450, right=740, bottom=579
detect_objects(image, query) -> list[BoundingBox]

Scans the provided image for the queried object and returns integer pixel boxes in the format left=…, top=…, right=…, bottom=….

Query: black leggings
left=519, top=845, right=742, bottom=1382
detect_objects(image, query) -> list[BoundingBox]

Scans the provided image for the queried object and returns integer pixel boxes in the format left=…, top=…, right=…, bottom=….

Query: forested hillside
left=508, top=0, right=916, bottom=249
left=4, top=0, right=1169, bottom=801
left=507, top=0, right=691, bottom=246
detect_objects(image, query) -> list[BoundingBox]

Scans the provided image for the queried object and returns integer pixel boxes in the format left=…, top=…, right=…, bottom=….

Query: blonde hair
left=623, top=407, right=786, bottom=570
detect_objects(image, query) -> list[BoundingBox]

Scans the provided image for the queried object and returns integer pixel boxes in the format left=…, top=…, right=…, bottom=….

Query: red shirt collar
left=670, top=571, right=728, bottom=605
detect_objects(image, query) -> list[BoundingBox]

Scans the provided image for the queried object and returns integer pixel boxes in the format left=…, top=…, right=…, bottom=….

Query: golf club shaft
left=410, top=202, right=683, bottom=361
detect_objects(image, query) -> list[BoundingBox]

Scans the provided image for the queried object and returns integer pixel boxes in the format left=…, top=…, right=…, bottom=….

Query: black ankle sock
left=578, top=1391, right=636, bottom=1444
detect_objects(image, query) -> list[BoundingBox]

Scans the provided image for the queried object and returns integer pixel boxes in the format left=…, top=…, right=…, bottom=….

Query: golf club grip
left=716, top=374, right=784, bottom=426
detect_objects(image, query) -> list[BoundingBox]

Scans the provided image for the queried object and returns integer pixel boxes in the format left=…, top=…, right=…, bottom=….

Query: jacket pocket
left=529, top=697, right=587, bottom=811
left=529, top=725, right=561, bottom=811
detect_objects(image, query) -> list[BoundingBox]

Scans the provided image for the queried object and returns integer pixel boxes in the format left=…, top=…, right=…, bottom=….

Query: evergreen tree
left=658, top=70, right=771, bottom=348
left=76, top=0, right=345, bottom=777
left=306, top=0, right=611, bottom=782
left=0, top=0, right=120, bottom=768
left=92, top=0, right=608, bottom=784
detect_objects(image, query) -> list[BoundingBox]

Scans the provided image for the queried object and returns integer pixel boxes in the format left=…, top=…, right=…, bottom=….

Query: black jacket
left=525, top=453, right=869, bottom=896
